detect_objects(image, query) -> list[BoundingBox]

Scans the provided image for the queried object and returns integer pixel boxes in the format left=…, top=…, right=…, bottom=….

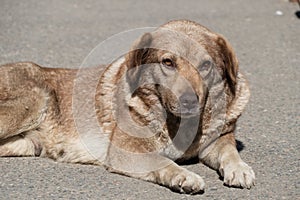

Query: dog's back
left=0, top=62, right=108, bottom=163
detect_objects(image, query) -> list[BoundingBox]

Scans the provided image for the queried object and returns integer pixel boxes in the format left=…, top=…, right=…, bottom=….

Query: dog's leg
left=0, top=78, right=50, bottom=157
left=0, top=63, right=50, bottom=139
left=0, top=89, right=48, bottom=157
left=0, top=87, right=49, bottom=139
left=0, top=133, right=42, bottom=156
left=200, top=133, right=255, bottom=189
left=106, top=154, right=205, bottom=194
left=147, top=162, right=205, bottom=194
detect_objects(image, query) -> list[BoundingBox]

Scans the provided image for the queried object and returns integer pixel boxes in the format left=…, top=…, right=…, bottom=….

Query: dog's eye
left=200, top=60, right=212, bottom=70
left=162, top=58, right=174, bottom=68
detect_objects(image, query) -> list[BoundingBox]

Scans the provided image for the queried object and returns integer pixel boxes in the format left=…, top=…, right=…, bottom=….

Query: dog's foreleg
left=199, top=133, right=255, bottom=189
left=106, top=152, right=205, bottom=194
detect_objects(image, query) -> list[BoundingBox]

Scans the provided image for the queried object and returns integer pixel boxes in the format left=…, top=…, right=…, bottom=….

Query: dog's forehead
left=149, top=29, right=210, bottom=63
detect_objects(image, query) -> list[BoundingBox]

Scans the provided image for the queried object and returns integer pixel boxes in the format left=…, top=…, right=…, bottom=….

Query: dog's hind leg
left=0, top=64, right=52, bottom=156
left=0, top=87, right=50, bottom=157
left=0, top=86, right=49, bottom=139
left=0, top=86, right=51, bottom=157
left=0, top=133, right=42, bottom=157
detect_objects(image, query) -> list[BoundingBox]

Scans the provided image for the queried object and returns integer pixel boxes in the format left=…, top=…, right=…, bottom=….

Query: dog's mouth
left=169, top=105, right=202, bottom=118
left=181, top=107, right=202, bottom=118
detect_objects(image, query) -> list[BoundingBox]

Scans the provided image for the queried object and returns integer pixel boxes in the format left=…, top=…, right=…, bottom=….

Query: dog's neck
left=127, top=87, right=204, bottom=151
left=125, top=88, right=167, bottom=136
left=95, top=58, right=167, bottom=139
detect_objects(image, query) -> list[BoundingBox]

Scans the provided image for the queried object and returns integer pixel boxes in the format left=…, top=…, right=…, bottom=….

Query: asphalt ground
left=0, top=0, right=299, bottom=199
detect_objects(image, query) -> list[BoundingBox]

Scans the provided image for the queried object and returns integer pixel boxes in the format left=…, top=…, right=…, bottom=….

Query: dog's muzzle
left=178, top=92, right=201, bottom=117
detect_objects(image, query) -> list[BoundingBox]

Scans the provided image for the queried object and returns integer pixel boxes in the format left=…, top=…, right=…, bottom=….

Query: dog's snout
left=179, top=92, right=199, bottom=110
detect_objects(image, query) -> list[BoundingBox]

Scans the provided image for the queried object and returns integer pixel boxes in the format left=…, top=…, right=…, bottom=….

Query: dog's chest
left=158, top=128, right=200, bottom=161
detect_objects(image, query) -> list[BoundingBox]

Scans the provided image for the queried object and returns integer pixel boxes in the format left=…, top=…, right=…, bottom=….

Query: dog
left=0, top=20, right=255, bottom=194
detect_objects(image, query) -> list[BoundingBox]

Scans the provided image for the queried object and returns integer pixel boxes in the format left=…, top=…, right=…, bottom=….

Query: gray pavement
left=0, top=0, right=299, bottom=199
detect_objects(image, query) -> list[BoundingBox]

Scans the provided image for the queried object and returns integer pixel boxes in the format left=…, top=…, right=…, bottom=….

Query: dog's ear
left=215, top=36, right=250, bottom=133
left=126, top=33, right=153, bottom=90
left=224, top=72, right=250, bottom=133
left=126, top=32, right=152, bottom=69
left=216, top=36, right=239, bottom=95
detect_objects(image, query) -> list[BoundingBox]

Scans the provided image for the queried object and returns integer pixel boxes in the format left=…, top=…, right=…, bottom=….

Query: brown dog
left=0, top=20, right=255, bottom=194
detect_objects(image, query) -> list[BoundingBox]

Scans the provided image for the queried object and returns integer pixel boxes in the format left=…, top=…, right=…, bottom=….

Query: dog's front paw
left=220, top=160, right=255, bottom=189
left=170, top=169, right=205, bottom=194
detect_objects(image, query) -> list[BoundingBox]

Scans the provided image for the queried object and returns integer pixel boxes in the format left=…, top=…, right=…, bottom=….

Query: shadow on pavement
left=176, top=139, right=245, bottom=165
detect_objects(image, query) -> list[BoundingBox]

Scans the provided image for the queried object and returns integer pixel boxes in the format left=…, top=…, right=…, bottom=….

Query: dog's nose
left=179, top=92, right=199, bottom=110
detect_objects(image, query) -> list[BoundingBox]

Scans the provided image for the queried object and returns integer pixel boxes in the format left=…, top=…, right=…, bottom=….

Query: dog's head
left=125, top=20, right=241, bottom=121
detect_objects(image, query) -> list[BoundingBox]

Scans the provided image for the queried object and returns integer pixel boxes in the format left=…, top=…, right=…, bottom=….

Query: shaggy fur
left=0, top=20, right=255, bottom=194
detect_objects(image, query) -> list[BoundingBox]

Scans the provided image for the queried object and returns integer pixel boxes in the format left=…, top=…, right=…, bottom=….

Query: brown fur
left=0, top=20, right=255, bottom=194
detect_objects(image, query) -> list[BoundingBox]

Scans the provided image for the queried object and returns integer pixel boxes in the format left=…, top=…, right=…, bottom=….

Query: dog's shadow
left=177, top=140, right=245, bottom=165
left=236, top=140, right=245, bottom=152
left=296, top=11, right=300, bottom=18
